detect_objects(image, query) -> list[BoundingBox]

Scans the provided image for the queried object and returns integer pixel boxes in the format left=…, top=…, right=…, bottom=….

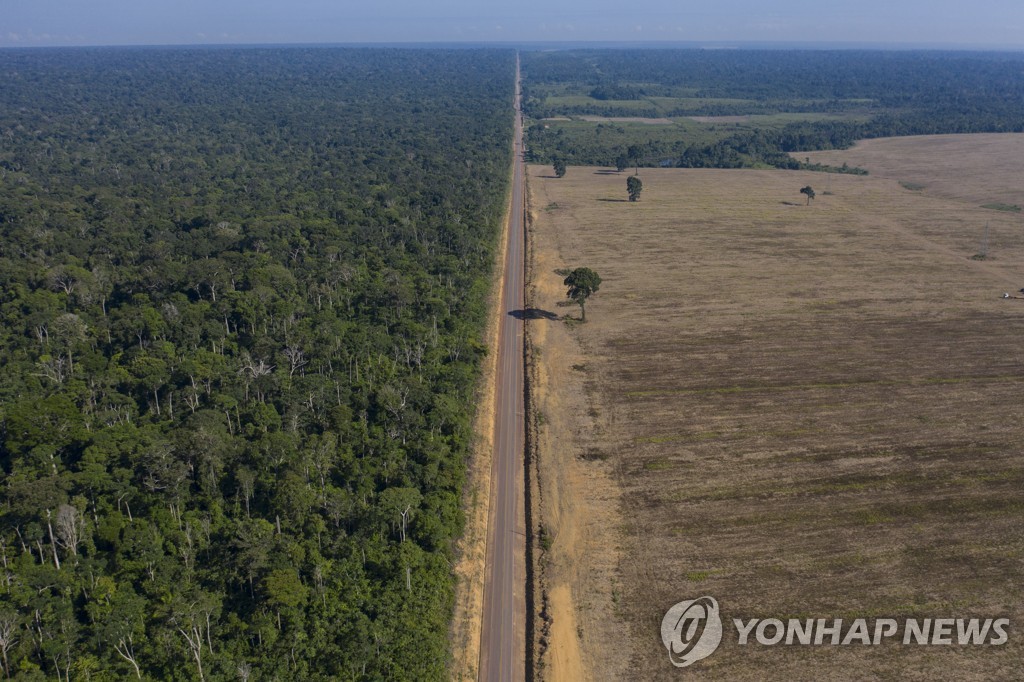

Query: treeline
left=588, top=84, right=647, bottom=101
left=527, top=122, right=868, bottom=171
left=522, top=49, right=1024, bottom=169
left=526, top=98, right=852, bottom=119
left=0, top=47, right=514, bottom=680
left=523, top=49, right=1024, bottom=108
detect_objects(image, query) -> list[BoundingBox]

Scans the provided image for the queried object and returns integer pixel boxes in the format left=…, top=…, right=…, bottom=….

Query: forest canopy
left=0, top=46, right=514, bottom=680
left=521, top=49, right=1024, bottom=169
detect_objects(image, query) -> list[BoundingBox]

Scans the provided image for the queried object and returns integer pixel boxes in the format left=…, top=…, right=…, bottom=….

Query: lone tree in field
left=627, top=175, right=643, bottom=202
left=800, top=185, right=815, bottom=205
left=564, top=267, right=602, bottom=321
left=553, top=158, right=567, bottom=178
left=615, top=153, right=629, bottom=172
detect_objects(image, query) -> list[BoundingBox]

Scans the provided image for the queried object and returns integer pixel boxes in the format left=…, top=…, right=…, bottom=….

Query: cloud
left=4, top=30, right=53, bottom=44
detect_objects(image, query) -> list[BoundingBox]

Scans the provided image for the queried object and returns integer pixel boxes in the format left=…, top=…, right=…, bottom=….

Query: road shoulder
left=526, top=164, right=632, bottom=682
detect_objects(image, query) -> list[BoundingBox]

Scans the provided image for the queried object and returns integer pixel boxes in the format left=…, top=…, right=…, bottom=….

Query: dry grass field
left=803, top=134, right=1024, bottom=209
left=527, top=139, right=1024, bottom=680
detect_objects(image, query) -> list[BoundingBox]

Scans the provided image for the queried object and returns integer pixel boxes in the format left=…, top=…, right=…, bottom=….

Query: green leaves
left=264, top=569, right=309, bottom=612
left=627, top=174, right=643, bottom=202
left=564, top=267, right=603, bottom=322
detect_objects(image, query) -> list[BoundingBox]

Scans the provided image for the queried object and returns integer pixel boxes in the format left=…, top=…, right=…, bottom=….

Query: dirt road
left=478, top=54, right=526, bottom=682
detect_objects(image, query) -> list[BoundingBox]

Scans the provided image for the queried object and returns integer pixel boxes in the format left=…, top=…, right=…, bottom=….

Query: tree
left=54, top=504, right=85, bottom=561
left=615, top=153, right=629, bottom=172
left=627, top=144, right=642, bottom=174
left=627, top=175, right=643, bottom=202
left=0, top=610, right=17, bottom=679
left=563, top=267, right=602, bottom=322
left=93, top=589, right=146, bottom=679
left=170, top=590, right=220, bottom=682
left=552, top=158, right=567, bottom=178
left=264, top=569, right=309, bottom=629
left=800, top=185, right=816, bottom=205
left=379, top=487, right=422, bottom=542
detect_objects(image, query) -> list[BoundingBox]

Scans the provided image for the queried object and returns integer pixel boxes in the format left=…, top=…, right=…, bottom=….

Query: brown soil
left=527, top=153, right=1024, bottom=680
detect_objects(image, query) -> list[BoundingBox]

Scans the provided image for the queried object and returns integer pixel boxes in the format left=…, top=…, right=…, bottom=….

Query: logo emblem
left=661, top=596, right=723, bottom=667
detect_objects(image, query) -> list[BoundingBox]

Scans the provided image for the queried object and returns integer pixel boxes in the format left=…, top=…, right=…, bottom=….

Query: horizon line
left=2, top=39, right=1024, bottom=53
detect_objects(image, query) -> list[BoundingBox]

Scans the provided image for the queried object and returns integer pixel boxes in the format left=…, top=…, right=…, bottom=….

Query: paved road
left=479, top=54, right=527, bottom=682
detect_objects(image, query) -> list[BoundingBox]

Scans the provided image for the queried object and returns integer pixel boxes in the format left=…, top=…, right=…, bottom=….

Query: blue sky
left=3, top=0, right=1024, bottom=48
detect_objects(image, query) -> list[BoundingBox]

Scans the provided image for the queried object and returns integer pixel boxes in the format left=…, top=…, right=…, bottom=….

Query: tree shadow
left=593, top=170, right=621, bottom=175
left=597, top=198, right=629, bottom=203
left=780, top=201, right=802, bottom=206
left=537, top=174, right=561, bottom=179
left=509, top=308, right=560, bottom=321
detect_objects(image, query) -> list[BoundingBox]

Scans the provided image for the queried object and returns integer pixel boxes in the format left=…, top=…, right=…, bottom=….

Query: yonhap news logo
left=662, top=596, right=1010, bottom=668
left=660, top=596, right=723, bottom=667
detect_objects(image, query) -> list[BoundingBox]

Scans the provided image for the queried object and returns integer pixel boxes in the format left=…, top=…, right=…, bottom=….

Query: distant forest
left=522, top=50, right=1024, bottom=169
left=0, top=47, right=514, bottom=680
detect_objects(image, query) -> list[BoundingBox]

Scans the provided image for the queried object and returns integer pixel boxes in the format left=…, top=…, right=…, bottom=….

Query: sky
left=3, top=0, right=1024, bottom=49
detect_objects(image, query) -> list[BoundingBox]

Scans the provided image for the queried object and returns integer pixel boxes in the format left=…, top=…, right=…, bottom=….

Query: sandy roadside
left=526, top=166, right=633, bottom=682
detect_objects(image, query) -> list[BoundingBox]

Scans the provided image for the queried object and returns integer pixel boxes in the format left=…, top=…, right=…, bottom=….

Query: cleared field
left=691, top=112, right=871, bottom=125
left=527, top=153, right=1024, bottom=680
left=577, top=116, right=674, bottom=125
left=543, top=95, right=656, bottom=110
left=541, top=95, right=758, bottom=113
left=802, top=134, right=1024, bottom=209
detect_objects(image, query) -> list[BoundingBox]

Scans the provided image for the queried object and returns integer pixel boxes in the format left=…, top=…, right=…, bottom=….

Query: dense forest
left=522, top=50, right=1024, bottom=169
left=0, top=47, right=514, bottom=680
